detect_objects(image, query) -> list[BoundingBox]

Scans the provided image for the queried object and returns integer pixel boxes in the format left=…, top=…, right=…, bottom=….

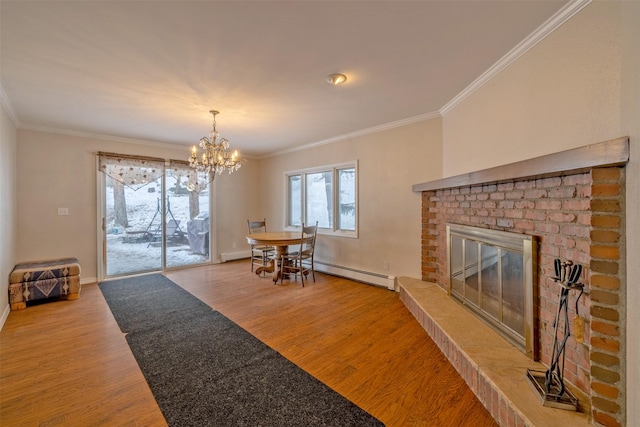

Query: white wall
left=0, top=102, right=18, bottom=325
left=620, top=0, right=640, bottom=423
left=443, top=1, right=622, bottom=176
left=442, top=1, right=638, bottom=423
left=214, top=156, right=264, bottom=260
left=15, top=130, right=257, bottom=282
left=259, top=118, right=442, bottom=280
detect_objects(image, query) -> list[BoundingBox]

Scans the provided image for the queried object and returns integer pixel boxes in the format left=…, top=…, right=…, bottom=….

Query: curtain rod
left=96, top=151, right=165, bottom=163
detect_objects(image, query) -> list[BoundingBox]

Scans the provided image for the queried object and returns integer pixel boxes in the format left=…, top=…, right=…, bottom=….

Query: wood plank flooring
left=1, top=260, right=497, bottom=426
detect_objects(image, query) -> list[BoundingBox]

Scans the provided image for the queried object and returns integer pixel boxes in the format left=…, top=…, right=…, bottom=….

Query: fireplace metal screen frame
left=446, top=223, right=538, bottom=360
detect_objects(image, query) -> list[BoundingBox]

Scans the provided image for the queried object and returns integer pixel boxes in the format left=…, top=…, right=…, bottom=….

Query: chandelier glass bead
left=188, top=110, right=241, bottom=179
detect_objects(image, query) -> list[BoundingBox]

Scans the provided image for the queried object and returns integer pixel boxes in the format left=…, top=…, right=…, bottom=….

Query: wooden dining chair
left=280, top=222, right=318, bottom=286
left=247, top=219, right=275, bottom=275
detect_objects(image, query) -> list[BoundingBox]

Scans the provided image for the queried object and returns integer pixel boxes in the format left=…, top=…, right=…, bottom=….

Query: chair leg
left=280, top=257, right=288, bottom=285
left=280, top=258, right=304, bottom=286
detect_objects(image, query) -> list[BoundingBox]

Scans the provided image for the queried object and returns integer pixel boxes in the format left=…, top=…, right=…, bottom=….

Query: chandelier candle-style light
left=188, top=110, right=241, bottom=176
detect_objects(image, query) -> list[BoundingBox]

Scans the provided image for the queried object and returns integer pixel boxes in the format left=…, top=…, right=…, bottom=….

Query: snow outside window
left=285, top=162, right=357, bottom=237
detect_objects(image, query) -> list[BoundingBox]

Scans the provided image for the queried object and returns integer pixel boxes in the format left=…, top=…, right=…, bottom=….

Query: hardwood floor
left=0, top=260, right=497, bottom=426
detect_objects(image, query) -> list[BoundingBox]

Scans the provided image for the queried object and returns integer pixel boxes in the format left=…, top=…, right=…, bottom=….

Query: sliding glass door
left=165, top=161, right=211, bottom=269
left=98, top=153, right=211, bottom=279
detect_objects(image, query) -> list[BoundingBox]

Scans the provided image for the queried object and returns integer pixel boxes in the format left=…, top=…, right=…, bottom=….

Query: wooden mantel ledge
left=412, top=137, right=629, bottom=193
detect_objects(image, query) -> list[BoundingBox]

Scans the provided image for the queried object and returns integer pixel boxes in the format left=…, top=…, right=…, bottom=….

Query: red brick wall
left=421, top=167, right=625, bottom=427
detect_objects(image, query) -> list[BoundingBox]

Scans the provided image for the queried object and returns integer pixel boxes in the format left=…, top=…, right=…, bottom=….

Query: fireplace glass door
left=501, top=250, right=524, bottom=335
left=447, top=224, right=536, bottom=359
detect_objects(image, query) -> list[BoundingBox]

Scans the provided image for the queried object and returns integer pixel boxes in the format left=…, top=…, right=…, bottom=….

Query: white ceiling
left=1, top=1, right=569, bottom=157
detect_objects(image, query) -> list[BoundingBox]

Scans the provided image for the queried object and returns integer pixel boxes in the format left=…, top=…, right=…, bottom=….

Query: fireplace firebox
left=447, top=223, right=537, bottom=359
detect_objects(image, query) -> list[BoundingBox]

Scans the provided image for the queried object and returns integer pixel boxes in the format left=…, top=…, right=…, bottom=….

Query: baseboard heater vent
left=314, top=261, right=395, bottom=290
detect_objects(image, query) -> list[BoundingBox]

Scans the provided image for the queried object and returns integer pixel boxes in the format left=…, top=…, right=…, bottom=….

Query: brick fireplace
left=402, top=138, right=628, bottom=427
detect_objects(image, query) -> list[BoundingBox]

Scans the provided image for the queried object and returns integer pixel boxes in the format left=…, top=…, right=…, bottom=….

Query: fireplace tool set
left=526, top=259, right=584, bottom=411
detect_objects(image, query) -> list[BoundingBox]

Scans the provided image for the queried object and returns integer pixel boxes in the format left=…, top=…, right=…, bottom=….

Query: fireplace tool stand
left=527, top=259, right=584, bottom=411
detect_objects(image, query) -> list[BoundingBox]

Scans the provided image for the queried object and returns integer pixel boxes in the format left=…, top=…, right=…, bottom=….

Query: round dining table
left=246, top=231, right=301, bottom=282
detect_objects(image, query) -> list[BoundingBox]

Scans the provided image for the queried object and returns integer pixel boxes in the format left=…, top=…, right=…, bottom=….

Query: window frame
left=285, top=161, right=358, bottom=238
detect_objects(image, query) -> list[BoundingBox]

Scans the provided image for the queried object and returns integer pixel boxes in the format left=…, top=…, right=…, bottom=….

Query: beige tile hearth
left=398, top=277, right=591, bottom=427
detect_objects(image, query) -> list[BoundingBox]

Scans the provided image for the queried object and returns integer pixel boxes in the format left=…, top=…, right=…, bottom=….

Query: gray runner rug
left=99, top=274, right=384, bottom=427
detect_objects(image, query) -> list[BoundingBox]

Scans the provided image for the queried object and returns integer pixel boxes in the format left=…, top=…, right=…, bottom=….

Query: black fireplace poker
left=526, top=258, right=584, bottom=411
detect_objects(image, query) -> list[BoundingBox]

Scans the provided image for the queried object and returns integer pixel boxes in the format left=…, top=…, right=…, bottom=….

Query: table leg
left=272, top=245, right=288, bottom=283
left=255, top=259, right=274, bottom=277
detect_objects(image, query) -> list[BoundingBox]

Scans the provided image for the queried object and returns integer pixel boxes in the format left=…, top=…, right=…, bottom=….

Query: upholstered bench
left=9, top=258, right=81, bottom=310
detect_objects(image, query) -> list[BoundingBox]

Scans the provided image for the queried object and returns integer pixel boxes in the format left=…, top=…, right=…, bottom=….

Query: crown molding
left=19, top=122, right=259, bottom=160
left=440, top=0, right=593, bottom=115
left=263, top=110, right=441, bottom=159
left=19, top=123, right=191, bottom=151
left=13, top=111, right=435, bottom=161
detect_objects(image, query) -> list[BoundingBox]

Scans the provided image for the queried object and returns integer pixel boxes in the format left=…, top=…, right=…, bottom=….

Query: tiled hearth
left=406, top=138, right=628, bottom=427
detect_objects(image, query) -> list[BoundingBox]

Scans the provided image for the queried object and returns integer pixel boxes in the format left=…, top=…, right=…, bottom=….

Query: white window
left=286, top=162, right=357, bottom=237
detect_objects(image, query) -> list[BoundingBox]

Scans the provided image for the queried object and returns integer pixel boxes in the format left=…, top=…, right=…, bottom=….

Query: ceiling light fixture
left=188, top=110, right=241, bottom=179
left=327, top=73, right=347, bottom=85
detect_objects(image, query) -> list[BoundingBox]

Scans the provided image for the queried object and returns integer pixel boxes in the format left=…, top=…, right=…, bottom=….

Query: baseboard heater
left=219, top=253, right=395, bottom=290
left=314, top=261, right=395, bottom=290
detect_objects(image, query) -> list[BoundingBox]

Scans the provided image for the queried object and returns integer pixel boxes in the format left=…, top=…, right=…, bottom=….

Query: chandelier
left=188, top=110, right=241, bottom=176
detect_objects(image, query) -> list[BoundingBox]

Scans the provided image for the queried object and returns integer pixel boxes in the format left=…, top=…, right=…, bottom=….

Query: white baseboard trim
left=81, top=277, right=98, bottom=285
left=220, top=250, right=251, bottom=263
left=315, top=261, right=396, bottom=290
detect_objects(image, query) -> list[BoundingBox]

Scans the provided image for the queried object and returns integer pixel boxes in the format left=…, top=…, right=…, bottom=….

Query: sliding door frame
left=96, top=154, right=216, bottom=282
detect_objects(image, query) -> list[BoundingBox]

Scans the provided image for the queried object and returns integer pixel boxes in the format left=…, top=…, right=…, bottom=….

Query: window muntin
left=286, top=162, right=357, bottom=237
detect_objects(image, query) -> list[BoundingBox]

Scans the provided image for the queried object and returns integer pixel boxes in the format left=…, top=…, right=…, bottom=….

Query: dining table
left=246, top=231, right=301, bottom=283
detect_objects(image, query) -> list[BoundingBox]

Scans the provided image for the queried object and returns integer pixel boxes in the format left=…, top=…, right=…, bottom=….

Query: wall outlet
left=58, top=208, right=69, bottom=216
left=232, top=242, right=237, bottom=249
left=383, top=261, right=389, bottom=270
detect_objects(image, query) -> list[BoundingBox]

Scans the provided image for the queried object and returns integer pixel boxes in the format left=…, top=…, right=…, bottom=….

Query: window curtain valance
left=97, top=152, right=212, bottom=194
left=97, top=152, right=165, bottom=190
left=168, top=160, right=212, bottom=194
